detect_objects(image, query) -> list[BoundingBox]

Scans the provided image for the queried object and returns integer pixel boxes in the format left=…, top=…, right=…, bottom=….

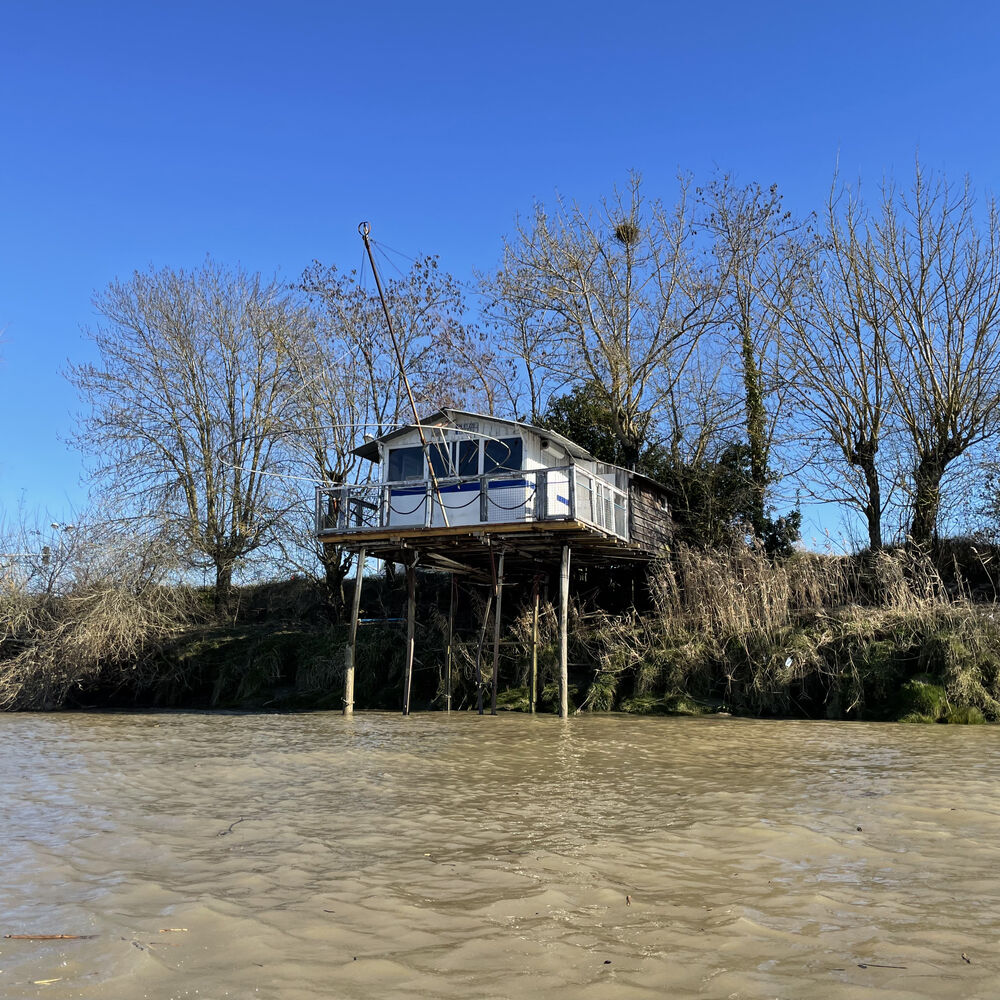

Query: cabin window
left=428, top=439, right=480, bottom=478
left=428, top=442, right=451, bottom=479
left=387, top=446, right=423, bottom=481
left=483, top=437, right=522, bottom=474
left=457, top=439, right=479, bottom=476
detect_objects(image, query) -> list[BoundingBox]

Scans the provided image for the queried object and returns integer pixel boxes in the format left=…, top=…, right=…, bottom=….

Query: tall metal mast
left=359, top=222, right=449, bottom=527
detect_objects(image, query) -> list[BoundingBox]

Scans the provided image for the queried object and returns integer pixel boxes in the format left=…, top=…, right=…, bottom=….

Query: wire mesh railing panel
left=572, top=470, right=629, bottom=540
left=428, top=479, right=482, bottom=527
left=485, top=475, right=534, bottom=523
left=574, top=470, right=594, bottom=525
left=316, top=465, right=628, bottom=540
left=385, top=484, right=427, bottom=527
left=541, top=470, right=572, bottom=520
left=316, top=484, right=384, bottom=532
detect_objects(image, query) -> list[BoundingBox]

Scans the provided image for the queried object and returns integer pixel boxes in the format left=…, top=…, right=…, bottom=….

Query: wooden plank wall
left=628, top=482, right=673, bottom=554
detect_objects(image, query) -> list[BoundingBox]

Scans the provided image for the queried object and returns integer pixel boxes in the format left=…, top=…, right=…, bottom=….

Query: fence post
left=536, top=470, right=548, bottom=520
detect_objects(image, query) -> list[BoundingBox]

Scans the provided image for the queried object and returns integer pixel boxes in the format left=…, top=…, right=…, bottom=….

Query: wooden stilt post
left=403, top=557, right=416, bottom=716
left=490, top=551, right=505, bottom=716
left=474, top=593, right=493, bottom=715
left=445, top=573, right=456, bottom=712
left=559, top=545, right=571, bottom=720
left=343, top=546, right=366, bottom=716
left=530, top=575, right=539, bottom=714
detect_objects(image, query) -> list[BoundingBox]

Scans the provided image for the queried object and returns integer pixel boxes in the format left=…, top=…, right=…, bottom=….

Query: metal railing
left=316, top=465, right=629, bottom=541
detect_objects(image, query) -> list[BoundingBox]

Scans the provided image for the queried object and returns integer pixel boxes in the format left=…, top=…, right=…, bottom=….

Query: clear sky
left=2, top=0, right=999, bottom=547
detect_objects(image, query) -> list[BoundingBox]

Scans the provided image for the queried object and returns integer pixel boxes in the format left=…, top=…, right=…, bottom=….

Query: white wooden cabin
left=318, top=409, right=673, bottom=718
left=316, top=409, right=670, bottom=573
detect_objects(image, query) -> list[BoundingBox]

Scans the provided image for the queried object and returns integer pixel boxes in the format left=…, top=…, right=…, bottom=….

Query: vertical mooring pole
left=475, top=593, right=493, bottom=715
left=343, top=547, right=366, bottom=716
left=403, top=557, right=416, bottom=716
left=530, top=575, right=540, bottom=714
left=445, top=574, right=456, bottom=712
left=559, top=545, right=571, bottom=720
left=490, top=551, right=505, bottom=716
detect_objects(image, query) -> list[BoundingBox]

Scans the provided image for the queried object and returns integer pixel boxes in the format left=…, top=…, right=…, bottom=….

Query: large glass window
left=428, top=442, right=450, bottom=479
left=457, top=439, right=479, bottom=476
left=387, top=446, right=423, bottom=481
left=428, top=439, right=481, bottom=477
left=483, top=437, right=523, bottom=474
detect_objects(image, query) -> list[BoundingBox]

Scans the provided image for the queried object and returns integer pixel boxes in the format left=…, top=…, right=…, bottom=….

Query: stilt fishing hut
left=315, top=408, right=672, bottom=718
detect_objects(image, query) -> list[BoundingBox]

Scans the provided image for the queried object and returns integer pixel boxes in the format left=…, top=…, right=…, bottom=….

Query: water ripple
left=1, top=712, right=998, bottom=998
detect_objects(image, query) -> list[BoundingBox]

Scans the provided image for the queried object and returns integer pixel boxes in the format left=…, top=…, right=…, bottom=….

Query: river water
left=1, top=713, right=999, bottom=1000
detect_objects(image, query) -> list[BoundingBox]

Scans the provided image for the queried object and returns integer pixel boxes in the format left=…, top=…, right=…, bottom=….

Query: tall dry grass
left=0, top=519, right=200, bottom=709
left=504, top=541, right=999, bottom=719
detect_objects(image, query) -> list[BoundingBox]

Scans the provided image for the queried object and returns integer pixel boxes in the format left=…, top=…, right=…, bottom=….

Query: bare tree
left=871, top=164, right=1000, bottom=545
left=480, top=261, right=574, bottom=421
left=292, top=255, right=483, bottom=612
left=69, top=259, right=308, bottom=610
left=699, top=175, right=814, bottom=534
left=785, top=163, right=1000, bottom=548
left=496, top=173, right=723, bottom=467
left=299, top=255, right=481, bottom=436
left=784, top=182, right=898, bottom=550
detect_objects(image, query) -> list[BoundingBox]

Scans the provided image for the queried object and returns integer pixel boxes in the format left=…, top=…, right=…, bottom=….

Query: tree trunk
left=322, top=546, right=348, bottom=623
left=740, top=326, right=769, bottom=536
left=214, top=561, right=234, bottom=615
left=851, top=438, right=883, bottom=551
left=622, top=439, right=641, bottom=472
left=863, top=485, right=883, bottom=552
left=911, top=458, right=943, bottom=547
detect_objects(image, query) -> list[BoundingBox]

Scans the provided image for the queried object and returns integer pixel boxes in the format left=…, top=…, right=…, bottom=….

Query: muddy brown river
left=1, top=712, right=998, bottom=999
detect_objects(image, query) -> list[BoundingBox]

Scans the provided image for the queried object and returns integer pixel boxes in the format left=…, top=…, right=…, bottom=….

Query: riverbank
left=3, top=543, right=999, bottom=721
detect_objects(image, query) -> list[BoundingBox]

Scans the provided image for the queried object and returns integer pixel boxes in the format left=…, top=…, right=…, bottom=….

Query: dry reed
left=505, top=541, right=1000, bottom=720
left=0, top=520, right=198, bottom=710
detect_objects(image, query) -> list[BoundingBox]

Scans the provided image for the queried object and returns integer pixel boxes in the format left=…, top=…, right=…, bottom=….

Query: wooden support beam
left=490, top=550, right=505, bottom=716
left=343, top=547, right=366, bottom=716
left=445, top=573, right=455, bottom=712
left=559, top=545, right=571, bottom=719
left=474, top=593, right=493, bottom=715
left=402, top=557, right=416, bottom=716
left=530, top=575, right=539, bottom=714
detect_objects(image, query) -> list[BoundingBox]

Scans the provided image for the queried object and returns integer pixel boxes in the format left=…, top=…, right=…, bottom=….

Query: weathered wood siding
left=628, top=481, right=672, bottom=554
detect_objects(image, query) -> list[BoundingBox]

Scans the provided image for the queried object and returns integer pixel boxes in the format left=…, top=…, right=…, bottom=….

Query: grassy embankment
left=2, top=542, right=1000, bottom=721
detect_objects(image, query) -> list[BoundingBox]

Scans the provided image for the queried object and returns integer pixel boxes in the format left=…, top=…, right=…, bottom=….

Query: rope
left=487, top=485, right=536, bottom=511
left=434, top=490, right=481, bottom=510
left=387, top=496, right=427, bottom=516
left=373, top=239, right=488, bottom=300
left=373, top=241, right=408, bottom=280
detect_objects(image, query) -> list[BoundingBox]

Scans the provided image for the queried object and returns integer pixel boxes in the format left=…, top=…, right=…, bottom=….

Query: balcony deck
left=316, top=465, right=648, bottom=574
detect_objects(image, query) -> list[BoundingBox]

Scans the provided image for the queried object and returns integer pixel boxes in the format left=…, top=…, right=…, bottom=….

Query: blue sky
left=2, top=0, right=999, bottom=546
